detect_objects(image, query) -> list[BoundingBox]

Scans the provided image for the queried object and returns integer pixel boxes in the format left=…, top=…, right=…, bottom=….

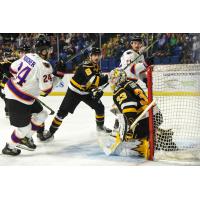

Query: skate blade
left=16, top=144, right=35, bottom=151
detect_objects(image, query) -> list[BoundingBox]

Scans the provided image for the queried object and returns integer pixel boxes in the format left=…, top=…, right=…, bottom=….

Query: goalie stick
left=98, top=99, right=156, bottom=156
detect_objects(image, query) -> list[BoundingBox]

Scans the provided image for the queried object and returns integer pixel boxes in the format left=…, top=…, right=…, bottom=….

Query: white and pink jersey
left=120, top=49, right=147, bottom=82
left=5, top=53, right=59, bottom=105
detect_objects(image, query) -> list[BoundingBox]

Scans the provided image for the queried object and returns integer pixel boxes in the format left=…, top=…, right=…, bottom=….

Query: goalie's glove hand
left=145, top=56, right=154, bottom=66
left=53, top=59, right=66, bottom=78
left=91, top=89, right=104, bottom=100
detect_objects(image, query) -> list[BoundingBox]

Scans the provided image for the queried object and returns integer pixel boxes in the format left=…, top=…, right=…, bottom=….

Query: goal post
left=147, top=66, right=154, bottom=161
left=147, top=64, right=200, bottom=161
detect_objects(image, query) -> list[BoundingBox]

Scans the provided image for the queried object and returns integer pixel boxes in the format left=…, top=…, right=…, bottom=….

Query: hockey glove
left=92, top=89, right=104, bottom=100
left=99, top=74, right=109, bottom=86
left=53, top=59, right=66, bottom=78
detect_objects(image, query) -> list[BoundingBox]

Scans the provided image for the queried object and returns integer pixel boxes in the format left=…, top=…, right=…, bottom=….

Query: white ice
left=0, top=96, right=198, bottom=166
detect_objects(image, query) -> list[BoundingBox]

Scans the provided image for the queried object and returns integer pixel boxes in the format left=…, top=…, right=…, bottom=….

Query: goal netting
left=148, top=64, right=200, bottom=161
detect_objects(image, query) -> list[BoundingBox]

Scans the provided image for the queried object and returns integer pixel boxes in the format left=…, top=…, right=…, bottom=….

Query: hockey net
left=147, top=64, right=200, bottom=161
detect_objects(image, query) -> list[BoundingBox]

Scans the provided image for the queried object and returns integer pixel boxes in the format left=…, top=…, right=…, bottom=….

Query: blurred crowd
left=0, top=33, right=200, bottom=72
left=101, top=33, right=200, bottom=65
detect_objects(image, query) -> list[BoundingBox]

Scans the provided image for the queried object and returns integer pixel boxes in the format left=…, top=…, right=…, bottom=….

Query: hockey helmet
left=90, top=47, right=101, bottom=56
left=18, top=44, right=31, bottom=53
left=3, top=48, right=13, bottom=58
left=129, top=35, right=143, bottom=43
left=35, top=35, right=51, bottom=52
left=109, top=68, right=127, bottom=90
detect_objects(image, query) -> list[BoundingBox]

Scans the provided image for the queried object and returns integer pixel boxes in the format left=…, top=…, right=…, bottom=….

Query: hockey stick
left=94, top=35, right=161, bottom=94
left=36, top=99, right=55, bottom=115
left=123, top=34, right=161, bottom=70
left=61, top=41, right=95, bottom=64
left=98, top=100, right=156, bottom=156
left=2, top=73, right=55, bottom=115
left=130, top=99, right=156, bottom=132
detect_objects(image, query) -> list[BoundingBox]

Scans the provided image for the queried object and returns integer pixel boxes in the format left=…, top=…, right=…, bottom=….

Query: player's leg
left=0, top=88, right=9, bottom=117
left=27, top=100, right=48, bottom=143
left=4, top=98, right=9, bottom=117
left=82, top=95, right=112, bottom=133
left=2, top=99, right=34, bottom=155
left=40, top=89, right=81, bottom=141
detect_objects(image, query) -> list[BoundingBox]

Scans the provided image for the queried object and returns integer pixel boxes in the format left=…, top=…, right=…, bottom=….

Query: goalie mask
left=109, top=68, right=127, bottom=91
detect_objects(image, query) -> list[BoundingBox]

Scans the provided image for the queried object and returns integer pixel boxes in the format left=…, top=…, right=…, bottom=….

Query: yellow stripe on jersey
left=94, top=76, right=100, bottom=87
left=122, top=108, right=137, bottom=113
left=70, top=79, right=85, bottom=90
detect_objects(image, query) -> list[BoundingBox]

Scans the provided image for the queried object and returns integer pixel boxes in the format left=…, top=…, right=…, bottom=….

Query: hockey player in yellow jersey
left=99, top=68, right=178, bottom=158
left=110, top=68, right=150, bottom=141
left=0, top=48, right=18, bottom=117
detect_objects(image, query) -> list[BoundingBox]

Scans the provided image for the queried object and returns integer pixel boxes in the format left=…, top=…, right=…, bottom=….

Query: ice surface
left=0, top=96, right=198, bottom=166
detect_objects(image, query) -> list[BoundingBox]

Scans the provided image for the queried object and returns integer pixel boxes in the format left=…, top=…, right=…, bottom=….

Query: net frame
left=147, top=64, right=200, bottom=161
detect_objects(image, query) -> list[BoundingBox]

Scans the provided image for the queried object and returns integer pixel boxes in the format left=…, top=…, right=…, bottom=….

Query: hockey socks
left=50, top=116, right=63, bottom=134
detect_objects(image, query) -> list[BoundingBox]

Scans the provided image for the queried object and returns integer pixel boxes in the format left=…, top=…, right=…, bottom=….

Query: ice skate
left=16, top=137, right=36, bottom=151
left=2, top=143, right=21, bottom=156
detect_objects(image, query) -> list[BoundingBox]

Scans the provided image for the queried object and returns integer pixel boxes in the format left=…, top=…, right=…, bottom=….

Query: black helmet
left=3, top=48, right=13, bottom=57
left=35, top=35, right=51, bottom=52
left=90, top=47, right=101, bottom=55
left=18, top=44, right=31, bottom=53
left=129, top=35, right=143, bottom=43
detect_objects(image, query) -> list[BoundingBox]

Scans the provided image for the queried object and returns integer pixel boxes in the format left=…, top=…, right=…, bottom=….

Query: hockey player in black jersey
left=0, top=48, right=18, bottom=117
left=39, top=47, right=112, bottom=141
left=105, top=68, right=178, bottom=157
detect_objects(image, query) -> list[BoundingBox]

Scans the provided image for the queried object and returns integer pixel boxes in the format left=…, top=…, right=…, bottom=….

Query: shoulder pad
left=82, top=60, right=94, bottom=68
left=126, top=50, right=134, bottom=55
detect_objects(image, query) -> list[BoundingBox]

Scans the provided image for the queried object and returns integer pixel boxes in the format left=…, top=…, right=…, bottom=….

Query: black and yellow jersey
left=113, top=80, right=148, bottom=120
left=0, top=61, right=13, bottom=88
left=69, top=60, right=108, bottom=95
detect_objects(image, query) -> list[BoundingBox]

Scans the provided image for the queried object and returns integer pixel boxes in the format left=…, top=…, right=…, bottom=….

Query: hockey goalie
left=98, top=68, right=178, bottom=159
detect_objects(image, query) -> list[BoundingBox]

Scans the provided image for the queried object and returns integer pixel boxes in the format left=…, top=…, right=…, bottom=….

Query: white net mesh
left=152, top=64, right=200, bottom=161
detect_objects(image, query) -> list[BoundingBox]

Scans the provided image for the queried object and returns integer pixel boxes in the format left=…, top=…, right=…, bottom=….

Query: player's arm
left=9, top=60, right=21, bottom=77
left=81, top=67, right=97, bottom=89
left=126, top=82, right=148, bottom=105
left=38, top=61, right=59, bottom=97
left=53, top=59, right=66, bottom=79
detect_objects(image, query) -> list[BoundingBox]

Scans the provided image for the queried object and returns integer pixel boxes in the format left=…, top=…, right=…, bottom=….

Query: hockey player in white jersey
left=2, top=36, right=65, bottom=156
left=120, top=35, right=153, bottom=85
